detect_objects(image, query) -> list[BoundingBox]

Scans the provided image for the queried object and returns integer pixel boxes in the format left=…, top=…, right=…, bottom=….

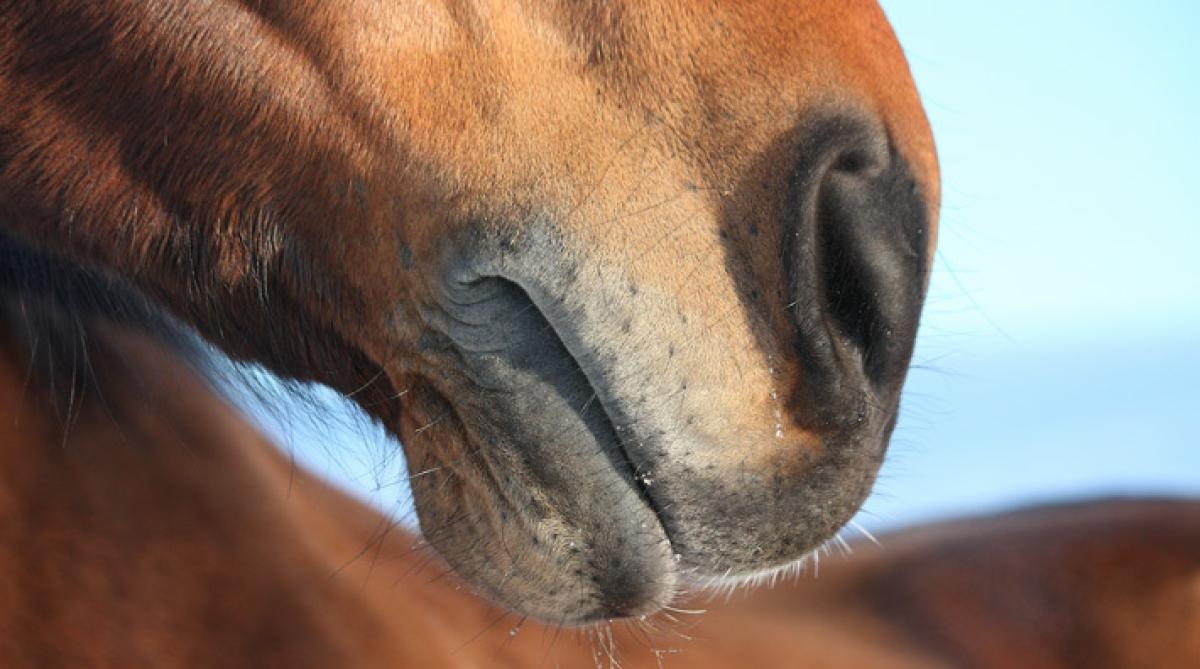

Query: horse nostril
left=788, top=116, right=929, bottom=413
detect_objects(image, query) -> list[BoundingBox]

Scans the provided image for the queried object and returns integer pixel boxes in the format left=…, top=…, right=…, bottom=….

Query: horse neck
left=0, top=1, right=391, bottom=397
left=0, top=295, right=515, bottom=667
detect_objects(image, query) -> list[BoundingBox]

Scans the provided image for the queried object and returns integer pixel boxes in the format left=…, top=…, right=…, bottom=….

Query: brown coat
left=1, top=324, right=1196, bottom=668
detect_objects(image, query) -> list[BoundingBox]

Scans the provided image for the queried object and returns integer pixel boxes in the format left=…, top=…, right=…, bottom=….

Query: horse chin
left=396, top=373, right=679, bottom=625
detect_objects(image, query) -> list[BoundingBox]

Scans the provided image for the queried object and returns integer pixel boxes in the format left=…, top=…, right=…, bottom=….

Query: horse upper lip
left=516, top=287, right=673, bottom=538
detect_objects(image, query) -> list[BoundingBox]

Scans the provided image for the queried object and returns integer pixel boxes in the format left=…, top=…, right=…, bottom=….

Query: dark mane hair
left=0, top=226, right=390, bottom=461
left=0, top=228, right=206, bottom=402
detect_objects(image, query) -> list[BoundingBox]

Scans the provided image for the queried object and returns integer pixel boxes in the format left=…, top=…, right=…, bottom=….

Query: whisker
left=849, top=519, right=882, bottom=547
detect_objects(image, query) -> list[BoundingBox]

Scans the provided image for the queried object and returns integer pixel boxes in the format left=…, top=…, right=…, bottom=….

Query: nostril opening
left=818, top=195, right=871, bottom=346
left=816, top=174, right=891, bottom=383
left=787, top=115, right=929, bottom=402
left=815, top=152, right=927, bottom=390
left=830, top=148, right=875, bottom=174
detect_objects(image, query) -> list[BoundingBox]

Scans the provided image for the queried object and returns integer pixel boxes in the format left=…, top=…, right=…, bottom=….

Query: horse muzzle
left=394, top=112, right=932, bottom=623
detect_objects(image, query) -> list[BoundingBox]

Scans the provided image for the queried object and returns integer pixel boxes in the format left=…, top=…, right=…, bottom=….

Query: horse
left=2, top=0, right=938, bottom=624
left=2, top=0, right=1197, bottom=666
left=2, top=335, right=1196, bottom=666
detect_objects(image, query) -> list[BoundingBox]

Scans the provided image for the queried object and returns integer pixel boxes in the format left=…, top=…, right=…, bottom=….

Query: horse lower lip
left=399, top=372, right=678, bottom=622
left=423, top=275, right=680, bottom=618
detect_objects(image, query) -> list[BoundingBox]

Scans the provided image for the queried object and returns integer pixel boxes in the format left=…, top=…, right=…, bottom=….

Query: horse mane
left=0, top=228, right=208, bottom=406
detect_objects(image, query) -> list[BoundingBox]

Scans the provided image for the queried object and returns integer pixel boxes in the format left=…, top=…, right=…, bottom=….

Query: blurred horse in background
left=1, top=337, right=1195, bottom=666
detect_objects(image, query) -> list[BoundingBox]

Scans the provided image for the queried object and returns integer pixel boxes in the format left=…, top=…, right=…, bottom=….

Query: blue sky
left=251, top=3, right=1200, bottom=531
left=882, top=1, right=1200, bottom=342
left=859, top=1, right=1200, bottom=526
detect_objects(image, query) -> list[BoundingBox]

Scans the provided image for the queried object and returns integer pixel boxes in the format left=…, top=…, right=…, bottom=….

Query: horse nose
left=787, top=116, right=930, bottom=423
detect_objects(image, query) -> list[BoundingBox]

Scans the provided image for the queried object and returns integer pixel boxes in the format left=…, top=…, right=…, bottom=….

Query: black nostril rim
left=787, top=115, right=929, bottom=411
left=831, top=147, right=877, bottom=174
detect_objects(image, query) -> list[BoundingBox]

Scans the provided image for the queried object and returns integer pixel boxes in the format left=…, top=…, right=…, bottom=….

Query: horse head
left=0, top=0, right=937, bottom=624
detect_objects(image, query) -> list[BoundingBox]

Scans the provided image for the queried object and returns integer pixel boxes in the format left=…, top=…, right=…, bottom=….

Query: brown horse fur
left=0, top=316, right=1196, bottom=667
left=2, top=0, right=1198, bottom=665
left=2, top=0, right=939, bottom=623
